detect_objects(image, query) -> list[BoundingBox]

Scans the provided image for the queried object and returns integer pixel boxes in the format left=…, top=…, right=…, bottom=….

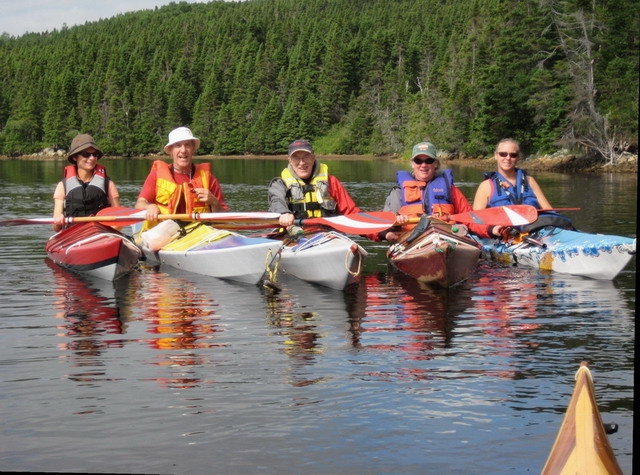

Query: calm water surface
left=0, top=158, right=635, bottom=474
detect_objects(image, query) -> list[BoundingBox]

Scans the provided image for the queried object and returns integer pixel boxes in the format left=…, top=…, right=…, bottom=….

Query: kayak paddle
left=415, top=205, right=580, bottom=227
left=0, top=207, right=398, bottom=235
left=447, top=205, right=539, bottom=226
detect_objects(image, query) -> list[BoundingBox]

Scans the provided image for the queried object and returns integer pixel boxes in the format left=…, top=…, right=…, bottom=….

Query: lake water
left=0, top=157, right=635, bottom=474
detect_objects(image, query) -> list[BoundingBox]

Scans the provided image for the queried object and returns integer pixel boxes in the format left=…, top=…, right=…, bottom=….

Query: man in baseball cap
left=287, top=139, right=314, bottom=156
left=268, top=138, right=361, bottom=228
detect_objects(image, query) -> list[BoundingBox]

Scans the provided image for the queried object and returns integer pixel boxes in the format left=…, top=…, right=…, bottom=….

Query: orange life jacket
left=397, top=169, right=455, bottom=230
left=152, top=160, right=211, bottom=215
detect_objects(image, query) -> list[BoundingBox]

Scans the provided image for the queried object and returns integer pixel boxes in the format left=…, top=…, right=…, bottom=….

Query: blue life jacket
left=484, top=168, right=574, bottom=230
left=484, top=168, right=540, bottom=207
left=397, top=168, right=454, bottom=216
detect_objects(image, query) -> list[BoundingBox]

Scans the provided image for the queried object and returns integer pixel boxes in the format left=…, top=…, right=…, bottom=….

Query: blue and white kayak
left=479, top=226, right=636, bottom=280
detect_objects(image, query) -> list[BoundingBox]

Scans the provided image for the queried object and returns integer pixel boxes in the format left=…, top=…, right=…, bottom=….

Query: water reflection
left=472, top=264, right=542, bottom=344
left=452, top=263, right=545, bottom=380
left=263, top=278, right=343, bottom=387
left=133, top=268, right=223, bottom=389
left=351, top=272, right=468, bottom=356
left=48, top=259, right=135, bottom=385
left=333, top=272, right=475, bottom=384
left=457, top=261, right=635, bottom=381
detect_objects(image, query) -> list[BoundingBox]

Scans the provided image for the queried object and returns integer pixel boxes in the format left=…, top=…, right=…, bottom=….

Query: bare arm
left=527, top=176, right=552, bottom=209
left=472, top=180, right=491, bottom=210
left=107, top=181, right=121, bottom=208
left=52, top=182, right=65, bottom=231
left=52, top=199, right=65, bottom=232
left=135, top=197, right=160, bottom=221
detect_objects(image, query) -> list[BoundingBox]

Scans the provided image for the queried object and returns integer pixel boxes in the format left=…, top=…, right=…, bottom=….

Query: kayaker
left=135, top=126, right=228, bottom=224
left=268, top=139, right=361, bottom=228
left=473, top=138, right=553, bottom=210
left=52, top=133, right=120, bottom=232
left=375, top=141, right=504, bottom=242
left=473, top=138, right=574, bottom=230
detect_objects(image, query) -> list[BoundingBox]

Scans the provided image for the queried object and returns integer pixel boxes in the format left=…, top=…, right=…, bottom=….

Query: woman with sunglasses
left=473, top=138, right=552, bottom=211
left=52, top=133, right=120, bottom=232
left=376, top=141, right=502, bottom=242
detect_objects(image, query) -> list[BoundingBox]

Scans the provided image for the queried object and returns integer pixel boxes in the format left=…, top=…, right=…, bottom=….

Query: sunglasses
left=497, top=151, right=519, bottom=158
left=412, top=157, right=436, bottom=165
left=289, top=155, right=314, bottom=163
left=79, top=151, right=103, bottom=159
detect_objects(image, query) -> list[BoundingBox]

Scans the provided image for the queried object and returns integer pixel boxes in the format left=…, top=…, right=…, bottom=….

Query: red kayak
left=388, top=222, right=481, bottom=288
left=45, top=222, right=141, bottom=281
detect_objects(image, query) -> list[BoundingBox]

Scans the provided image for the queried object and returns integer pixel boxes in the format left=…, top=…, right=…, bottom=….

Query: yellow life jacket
left=153, top=160, right=211, bottom=214
left=139, top=161, right=212, bottom=235
left=281, top=163, right=337, bottom=218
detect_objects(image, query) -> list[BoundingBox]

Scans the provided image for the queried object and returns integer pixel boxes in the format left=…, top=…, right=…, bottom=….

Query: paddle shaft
left=100, top=209, right=397, bottom=234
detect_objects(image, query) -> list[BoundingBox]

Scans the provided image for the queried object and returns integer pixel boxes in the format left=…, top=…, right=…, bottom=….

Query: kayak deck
left=542, top=362, right=622, bottom=475
left=275, top=231, right=368, bottom=290
left=388, top=224, right=481, bottom=288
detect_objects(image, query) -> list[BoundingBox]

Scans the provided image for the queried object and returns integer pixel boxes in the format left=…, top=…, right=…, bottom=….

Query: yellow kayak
left=542, top=362, right=623, bottom=474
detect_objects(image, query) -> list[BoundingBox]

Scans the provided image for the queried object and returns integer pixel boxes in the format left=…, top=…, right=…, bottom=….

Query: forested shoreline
left=1, top=0, right=637, bottom=165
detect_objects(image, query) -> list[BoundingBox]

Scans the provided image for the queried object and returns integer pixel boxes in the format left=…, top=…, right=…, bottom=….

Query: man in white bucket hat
left=135, top=126, right=227, bottom=224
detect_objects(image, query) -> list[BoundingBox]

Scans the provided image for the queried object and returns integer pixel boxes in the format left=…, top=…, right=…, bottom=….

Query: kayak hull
left=388, top=224, right=481, bottom=288
left=45, top=222, right=141, bottom=281
left=542, top=362, right=622, bottom=475
left=275, top=231, right=368, bottom=290
left=480, top=226, right=636, bottom=280
left=142, top=225, right=280, bottom=285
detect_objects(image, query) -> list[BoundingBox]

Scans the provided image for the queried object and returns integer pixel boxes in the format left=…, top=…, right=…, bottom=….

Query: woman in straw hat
left=52, top=133, right=120, bottom=232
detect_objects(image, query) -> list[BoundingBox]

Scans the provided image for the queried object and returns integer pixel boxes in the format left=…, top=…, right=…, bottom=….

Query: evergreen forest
left=0, top=0, right=637, bottom=163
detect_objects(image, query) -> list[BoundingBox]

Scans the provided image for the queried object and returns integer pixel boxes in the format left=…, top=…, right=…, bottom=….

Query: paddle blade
left=0, top=217, right=55, bottom=227
left=448, top=205, right=538, bottom=226
left=304, top=211, right=397, bottom=234
left=94, top=207, right=147, bottom=226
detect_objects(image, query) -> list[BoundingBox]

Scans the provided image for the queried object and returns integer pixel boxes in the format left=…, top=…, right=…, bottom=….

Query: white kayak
left=265, top=231, right=368, bottom=290
left=139, top=222, right=281, bottom=285
left=479, top=226, right=636, bottom=280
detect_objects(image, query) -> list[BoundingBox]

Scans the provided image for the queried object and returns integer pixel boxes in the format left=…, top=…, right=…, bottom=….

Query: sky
left=0, top=0, right=211, bottom=37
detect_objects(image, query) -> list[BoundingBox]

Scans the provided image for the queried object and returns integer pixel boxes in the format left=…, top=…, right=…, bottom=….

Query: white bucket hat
left=164, top=127, right=201, bottom=153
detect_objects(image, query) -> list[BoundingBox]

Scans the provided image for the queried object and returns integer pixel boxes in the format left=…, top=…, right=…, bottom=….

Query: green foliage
left=0, top=0, right=637, bottom=160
